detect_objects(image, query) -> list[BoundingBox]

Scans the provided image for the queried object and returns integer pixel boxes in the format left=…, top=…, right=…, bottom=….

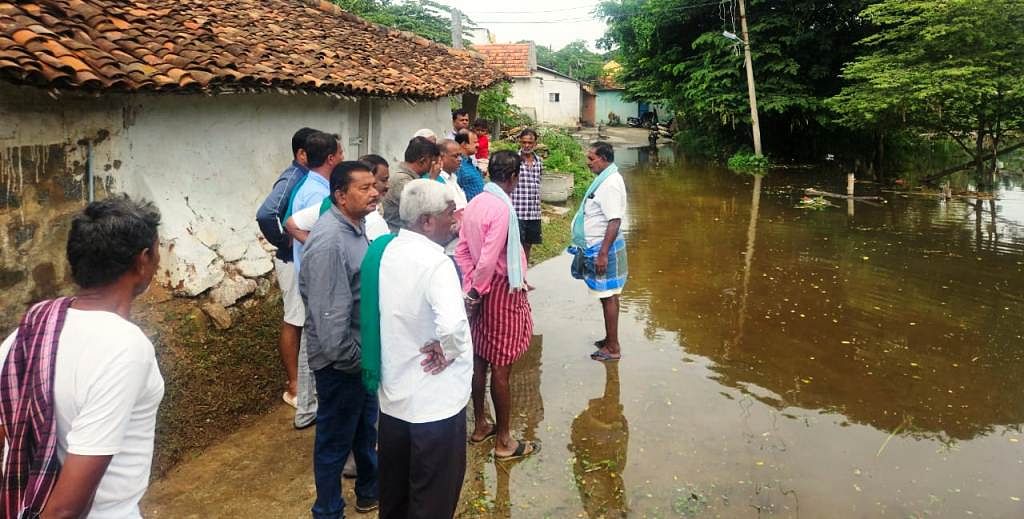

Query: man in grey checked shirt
left=512, top=128, right=543, bottom=261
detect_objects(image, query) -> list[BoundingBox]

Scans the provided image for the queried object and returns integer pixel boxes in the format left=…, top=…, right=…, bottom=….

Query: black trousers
left=379, top=408, right=467, bottom=519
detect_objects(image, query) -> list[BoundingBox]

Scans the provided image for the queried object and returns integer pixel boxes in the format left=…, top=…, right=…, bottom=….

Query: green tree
left=477, top=82, right=532, bottom=128
left=597, top=0, right=872, bottom=159
left=829, top=0, right=1024, bottom=185
left=331, top=0, right=477, bottom=46
left=531, top=40, right=607, bottom=83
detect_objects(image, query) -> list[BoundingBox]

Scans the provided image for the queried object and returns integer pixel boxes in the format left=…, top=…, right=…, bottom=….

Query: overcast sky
left=439, top=1, right=609, bottom=51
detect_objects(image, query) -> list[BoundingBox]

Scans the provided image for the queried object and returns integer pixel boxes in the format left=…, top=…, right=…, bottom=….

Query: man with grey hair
left=360, top=179, right=471, bottom=519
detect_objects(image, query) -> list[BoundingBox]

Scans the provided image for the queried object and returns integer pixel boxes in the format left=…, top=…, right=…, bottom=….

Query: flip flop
left=495, top=440, right=541, bottom=462
left=468, top=424, right=497, bottom=444
left=282, top=391, right=297, bottom=409
left=590, top=349, right=621, bottom=362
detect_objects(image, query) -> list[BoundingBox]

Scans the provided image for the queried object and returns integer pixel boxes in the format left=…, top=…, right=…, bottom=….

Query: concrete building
left=597, top=61, right=668, bottom=125
left=474, top=43, right=588, bottom=127
left=0, top=0, right=505, bottom=328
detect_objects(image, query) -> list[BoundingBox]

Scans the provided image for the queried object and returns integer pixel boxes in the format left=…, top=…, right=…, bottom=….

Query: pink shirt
left=454, top=191, right=529, bottom=295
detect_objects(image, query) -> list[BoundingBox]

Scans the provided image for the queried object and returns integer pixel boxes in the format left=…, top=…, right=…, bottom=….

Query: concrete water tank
left=540, top=172, right=574, bottom=203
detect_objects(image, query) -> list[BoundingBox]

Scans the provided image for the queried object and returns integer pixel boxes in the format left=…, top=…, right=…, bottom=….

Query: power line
left=472, top=17, right=598, bottom=24
left=461, top=3, right=599, bottom=15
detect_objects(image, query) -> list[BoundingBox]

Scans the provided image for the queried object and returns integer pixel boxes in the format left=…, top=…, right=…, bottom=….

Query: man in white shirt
left=284, top=154, right=392, bottom=243
left=445, top=108, right=470, bottom=140
left=437, top=139, right=469, bottom=259
left=372, top=179, right=472, bottom=519
left=0, top=195, right=164, bottom=519
left=577, top=141, right=629, bottom=362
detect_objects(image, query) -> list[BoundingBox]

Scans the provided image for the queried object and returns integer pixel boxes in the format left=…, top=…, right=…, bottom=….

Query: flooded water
left=459, top=147, right=1024, bottom=518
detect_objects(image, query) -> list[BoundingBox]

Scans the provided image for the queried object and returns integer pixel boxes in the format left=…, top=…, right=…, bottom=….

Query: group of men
left=0, top=107, right=626, bottom=518
left=253, top=109, right=629, bottom=518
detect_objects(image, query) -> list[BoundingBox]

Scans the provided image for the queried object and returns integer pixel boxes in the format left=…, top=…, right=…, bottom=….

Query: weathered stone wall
left=0, top=85, right=123, bottom=328
left=0, top=83, right=451, bottom=331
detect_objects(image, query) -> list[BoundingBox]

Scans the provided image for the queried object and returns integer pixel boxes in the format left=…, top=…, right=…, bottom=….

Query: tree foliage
left=477, top=82, right=533, bottom=128
left=829, top=0, right=1024, bottom=181
left=532, top=40, right=607, bottom=83
left=331, top=0, right=476, bottom=46
left=597, top=0, right=873, bottom=159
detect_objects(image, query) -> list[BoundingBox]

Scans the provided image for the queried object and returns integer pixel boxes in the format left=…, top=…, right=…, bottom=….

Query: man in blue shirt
left=455, top=130, right=485, bottom=201
left=255, top=127, right=316, bottom=424
left=284, top=130, right=344, bottom=429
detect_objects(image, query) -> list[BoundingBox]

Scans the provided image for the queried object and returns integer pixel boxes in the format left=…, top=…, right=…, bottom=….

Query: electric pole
left=737, top=0, right=762, bottom=157
left=451, top=10, right=478, bottom=119
left=451, top=10, right=463, bottom=49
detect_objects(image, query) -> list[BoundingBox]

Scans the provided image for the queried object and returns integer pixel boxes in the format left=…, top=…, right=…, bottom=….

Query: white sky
left=438, top=0, right=609, bottom=51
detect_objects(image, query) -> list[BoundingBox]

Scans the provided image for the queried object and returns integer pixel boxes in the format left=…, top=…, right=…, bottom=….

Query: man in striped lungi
left=455, top=150, right=540, bottom=461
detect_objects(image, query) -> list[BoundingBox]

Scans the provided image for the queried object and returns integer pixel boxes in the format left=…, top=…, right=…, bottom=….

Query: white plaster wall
left=369, top=98, right=450, bottom=165
left=535, top=71, right=581, bottom=127
left=509, top=77, right=540, bottom=123
left=1, top=84, right=453, bottom=299
left=507, top=73, right=580, bottom=127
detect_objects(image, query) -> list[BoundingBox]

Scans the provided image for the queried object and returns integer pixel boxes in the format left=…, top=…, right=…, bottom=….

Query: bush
left=727, top=151, right=770, bottom=175
left=489, top=128, right=594, bottom=199
left=539, top=129, right=592, bottom=199
left=477, top=83, right=533, bottom=129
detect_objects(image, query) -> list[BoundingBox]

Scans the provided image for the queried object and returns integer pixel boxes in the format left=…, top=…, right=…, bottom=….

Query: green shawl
left=359, top=232, right=396, bottom=393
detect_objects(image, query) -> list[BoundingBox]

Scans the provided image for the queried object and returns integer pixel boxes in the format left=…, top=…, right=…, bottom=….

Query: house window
left=548, top=93, right=560, bottom=102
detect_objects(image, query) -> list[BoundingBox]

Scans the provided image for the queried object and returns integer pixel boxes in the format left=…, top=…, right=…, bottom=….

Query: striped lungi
left=471, top=274, right=533, bottom=366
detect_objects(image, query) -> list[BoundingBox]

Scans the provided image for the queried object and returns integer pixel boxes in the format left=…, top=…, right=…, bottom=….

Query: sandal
left=590, top=349, right=621, bottom=362
left=469, top=423, right=497, bottom=444
left=495, top=440, right=541, bottom=461
left=282, top=391, right=297, bottom=409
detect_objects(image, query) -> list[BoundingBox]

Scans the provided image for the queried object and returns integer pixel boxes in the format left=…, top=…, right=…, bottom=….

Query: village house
left=0, top=0, right=505, bottom=328
left=597, top=60, right=667, bottom=126
left=474, top=42, right=594, bottom=127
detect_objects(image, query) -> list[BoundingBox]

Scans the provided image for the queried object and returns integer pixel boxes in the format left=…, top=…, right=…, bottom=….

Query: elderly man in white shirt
left=361, top=179, right=472, bottom=519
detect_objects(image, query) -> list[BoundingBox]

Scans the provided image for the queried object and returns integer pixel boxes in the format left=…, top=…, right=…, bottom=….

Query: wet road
left=145, top=147, right=1024, bottom=518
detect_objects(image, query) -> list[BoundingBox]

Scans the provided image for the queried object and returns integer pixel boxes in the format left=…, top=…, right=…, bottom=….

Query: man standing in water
left=572, top=141, right=628, bottom=361
left=456, top=151, right=539, bottom=461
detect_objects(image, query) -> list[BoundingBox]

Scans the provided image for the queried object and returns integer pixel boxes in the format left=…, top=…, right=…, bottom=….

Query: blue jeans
left=312, top=368, right=379, bottom=519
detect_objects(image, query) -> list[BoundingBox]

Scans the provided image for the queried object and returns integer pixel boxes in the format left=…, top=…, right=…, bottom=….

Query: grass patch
left=530, top=199, right=576, bottom=267
left=727, top=151, right=771, bottom=175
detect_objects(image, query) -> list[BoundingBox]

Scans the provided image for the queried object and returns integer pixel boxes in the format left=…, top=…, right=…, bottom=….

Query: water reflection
left=569, top=361, right=628, bottom=519
left=625, top=161, right=1024, bottom=441
left=462, top=336, right=545, bottom=518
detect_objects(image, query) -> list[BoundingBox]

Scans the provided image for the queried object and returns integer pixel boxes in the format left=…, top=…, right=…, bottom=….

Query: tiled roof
left=472, top=43, right=532, bottom=78
left=0, top=0, right=507, bottom=98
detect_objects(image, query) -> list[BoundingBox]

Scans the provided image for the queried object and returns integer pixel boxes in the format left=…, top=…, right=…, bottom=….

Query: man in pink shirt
left=455, top=151, right=539, bottom=461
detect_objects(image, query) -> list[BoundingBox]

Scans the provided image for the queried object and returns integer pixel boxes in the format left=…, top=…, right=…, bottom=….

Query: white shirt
left=291, top=204, right=391, bottom=241
left=0, top=309, right=164, bottom=519
left=583, top=170, right=628, bottom=247
left=378, top=229, right=473, bottom=423
left=439, top=170, right=469, bottom=210
left=439, top=170, right=469, bottom=256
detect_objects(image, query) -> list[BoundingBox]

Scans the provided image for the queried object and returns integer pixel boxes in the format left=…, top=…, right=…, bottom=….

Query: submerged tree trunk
left=975, top=124, right=986, bottom=189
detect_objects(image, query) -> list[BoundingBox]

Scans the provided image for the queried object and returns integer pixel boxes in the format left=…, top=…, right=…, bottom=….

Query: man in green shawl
left=361, top=179, right=471, bottom=519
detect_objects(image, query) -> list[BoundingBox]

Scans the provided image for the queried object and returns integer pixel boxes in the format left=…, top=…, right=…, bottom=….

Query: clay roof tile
left=0, top=0, right=506, bottom=97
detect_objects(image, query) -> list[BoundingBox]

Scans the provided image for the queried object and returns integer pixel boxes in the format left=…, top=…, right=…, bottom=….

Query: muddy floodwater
left=460, top=149, right=1024, bottom=518
left=145, top=146, right=1024, bottom=518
